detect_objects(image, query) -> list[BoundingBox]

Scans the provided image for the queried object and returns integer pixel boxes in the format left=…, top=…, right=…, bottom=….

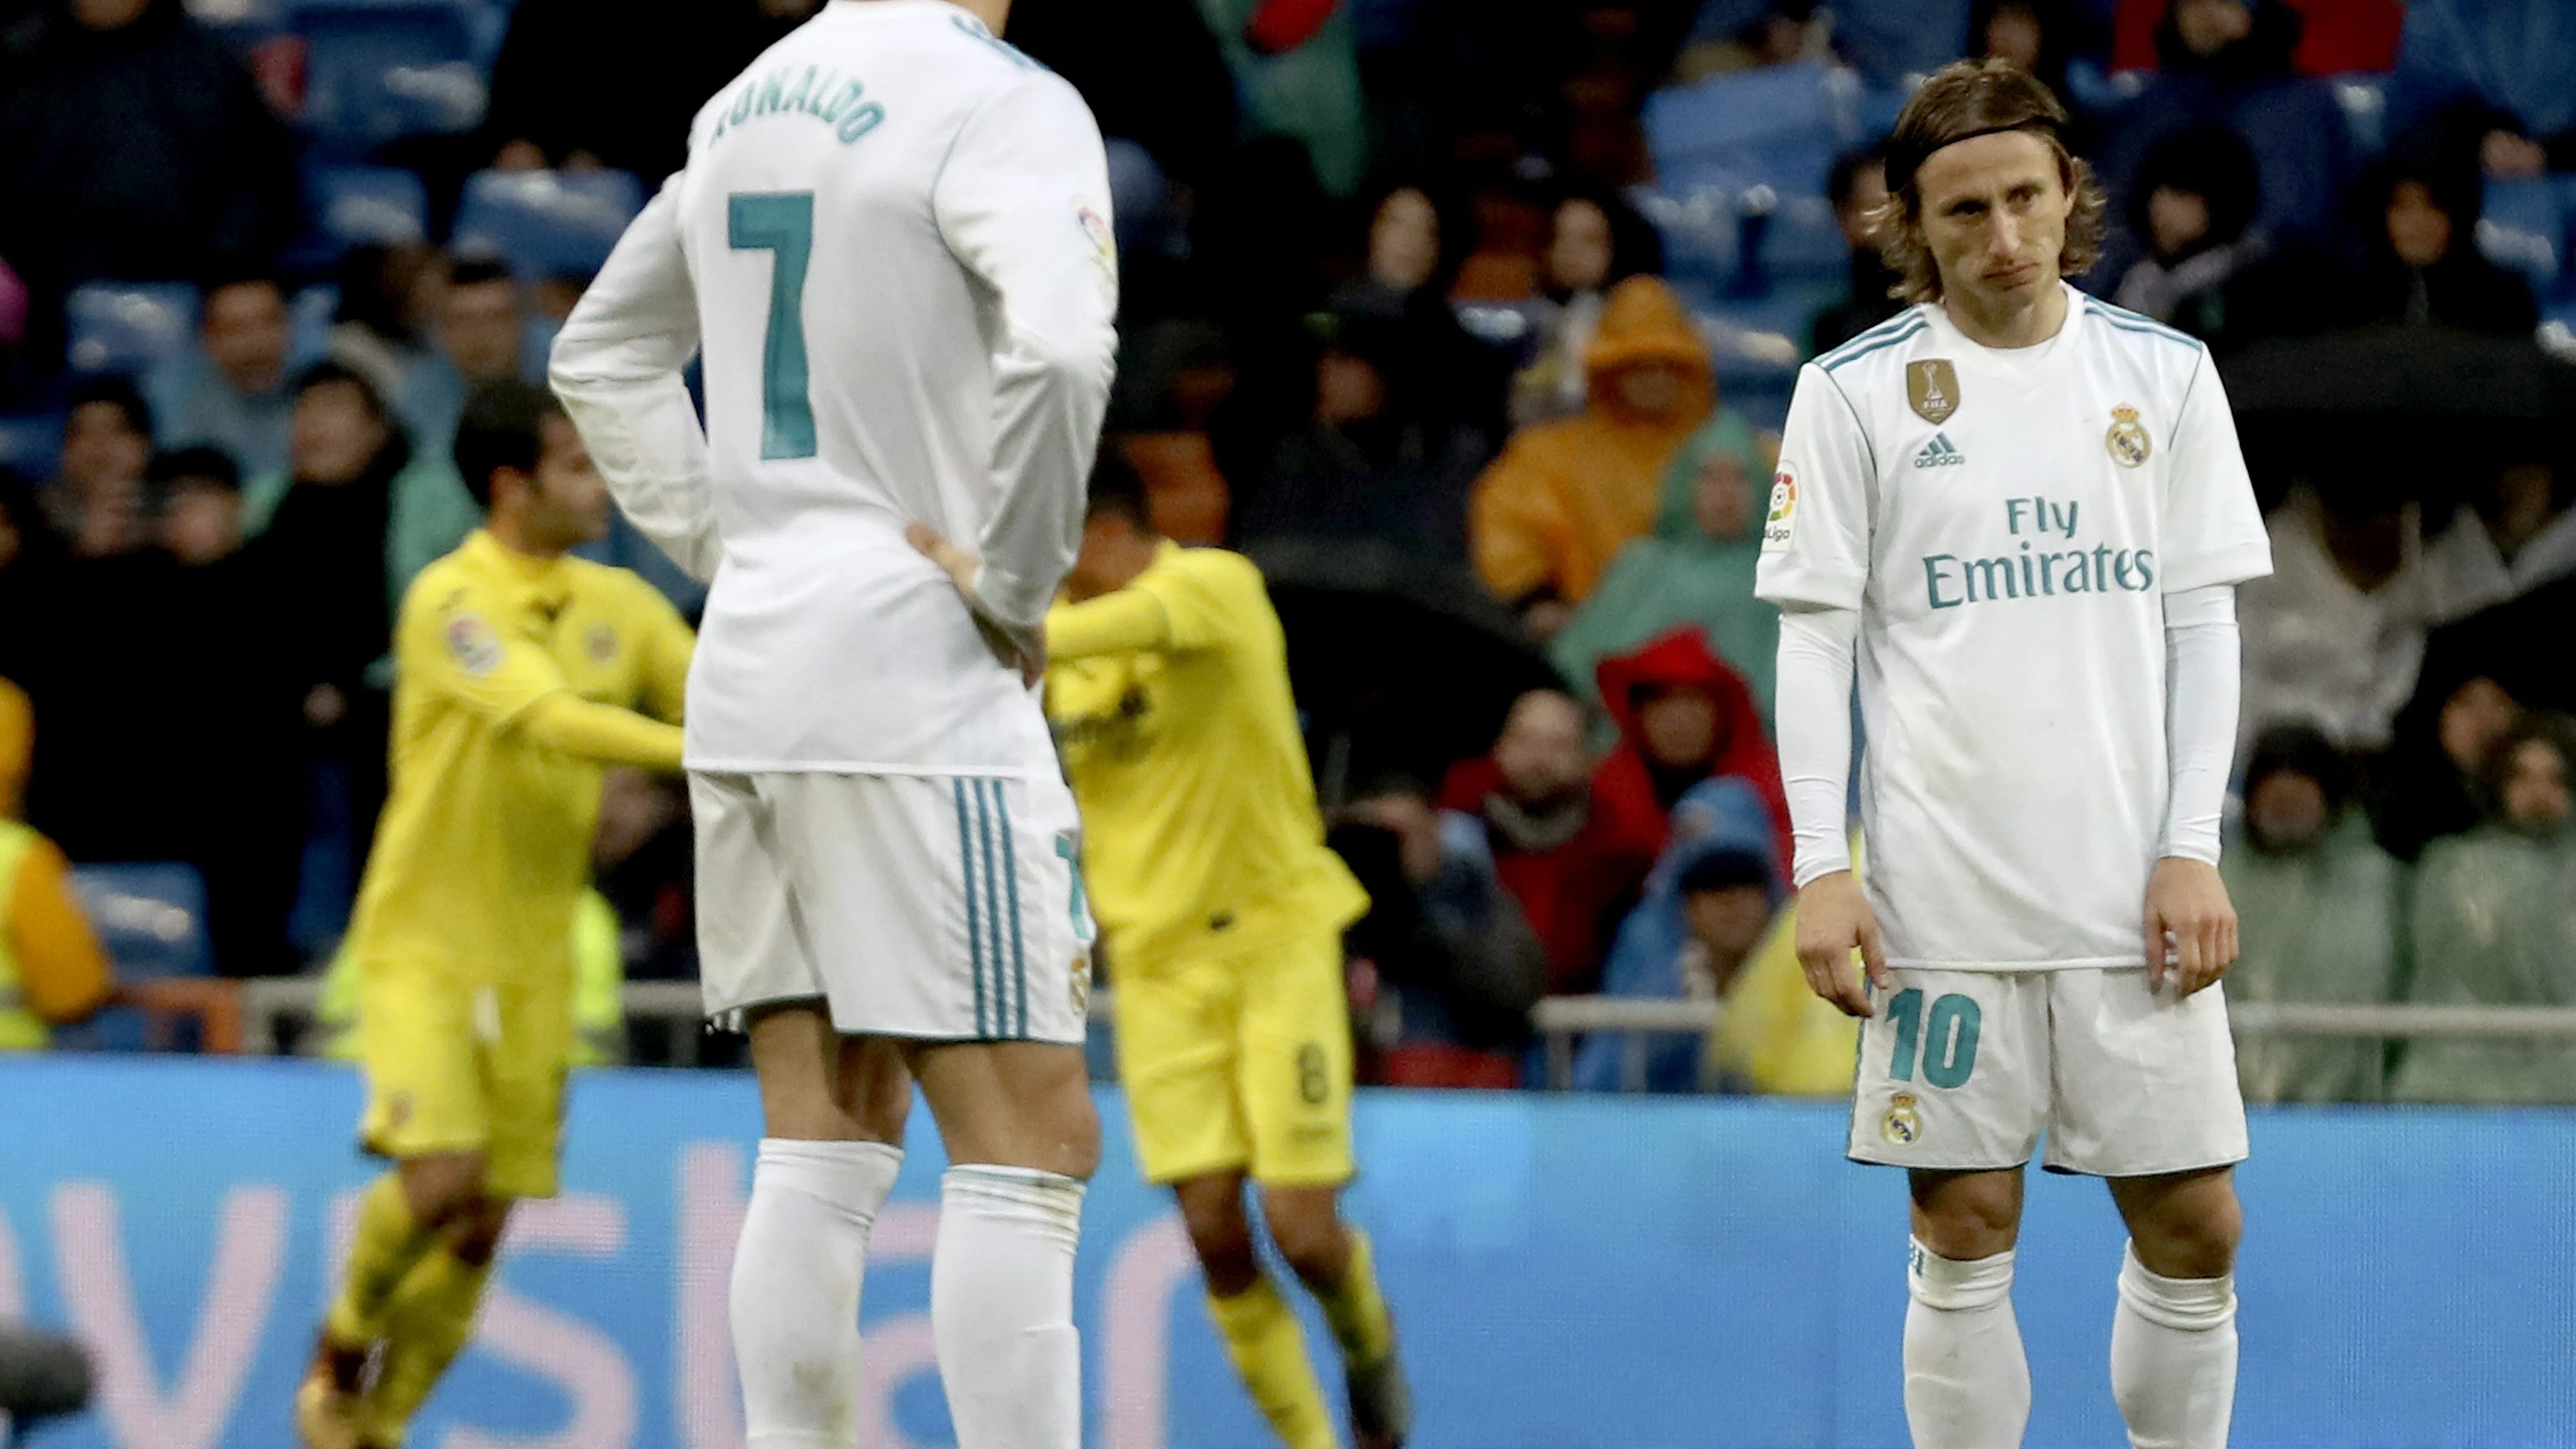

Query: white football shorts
left=1848, top=967, right=2248, bottom=1178
left=692, top=770, right=1095, bottom=1045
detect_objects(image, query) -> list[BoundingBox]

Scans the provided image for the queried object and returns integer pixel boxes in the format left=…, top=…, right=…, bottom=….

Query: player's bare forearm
left=2143, top=856, right=2237, bottom=998
left=904, top=524, right=1047, bottom=686
left=1793, top=871, right=1889, bottom=1018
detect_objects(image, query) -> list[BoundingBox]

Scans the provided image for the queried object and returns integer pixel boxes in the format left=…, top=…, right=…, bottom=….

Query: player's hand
left=1794, top=870, right=1889, bottom=1018
left=2143, top=856, right=2237, bottom=998
left=905, top=522, right=1046, bottom=687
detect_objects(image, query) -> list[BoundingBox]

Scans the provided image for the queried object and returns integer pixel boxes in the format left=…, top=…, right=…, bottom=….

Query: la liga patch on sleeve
left=445, top=613, right=503, bottom=677
left=1762, top=464, right=1798, bottom=551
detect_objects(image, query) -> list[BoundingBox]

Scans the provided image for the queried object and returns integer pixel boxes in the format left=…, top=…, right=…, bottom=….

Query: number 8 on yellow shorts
left=357, top=959, right=575, bottom=1201
left=1111, top=927, right=1355, bottom=1187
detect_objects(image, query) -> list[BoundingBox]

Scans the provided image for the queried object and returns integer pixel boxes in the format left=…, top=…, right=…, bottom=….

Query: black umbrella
left=1244, top=537, right=1566, bottom=801
left=2220, top=326, right=2576, bottom=507
left=2221, top=326, right=2575, bottom=422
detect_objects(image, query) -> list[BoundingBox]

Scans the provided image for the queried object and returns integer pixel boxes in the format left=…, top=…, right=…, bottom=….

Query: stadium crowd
left=1, top=0, right=2572, bottom=1101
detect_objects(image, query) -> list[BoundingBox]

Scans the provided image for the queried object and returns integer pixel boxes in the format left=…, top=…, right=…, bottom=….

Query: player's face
left=529, top=415, right=611, bottom=545
left=1914, top=130, right=2072, bottom=313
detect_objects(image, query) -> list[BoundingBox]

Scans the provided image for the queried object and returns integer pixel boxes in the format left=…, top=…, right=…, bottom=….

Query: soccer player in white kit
left=1756, top=62, right=2272, bottom=1449
left=546, top=3, right=1117, bottom=1447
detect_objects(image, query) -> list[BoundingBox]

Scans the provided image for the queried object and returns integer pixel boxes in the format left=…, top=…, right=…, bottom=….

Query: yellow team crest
left=2106, top=404, right=2152, bottom=468
left=1907, top=359, right=1960, bottom=424
left=1881, top=1092, right=1923, bottom=1146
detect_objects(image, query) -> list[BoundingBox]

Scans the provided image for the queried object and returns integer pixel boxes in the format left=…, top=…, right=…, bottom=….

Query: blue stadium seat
left=1822, top=0, right=1973, bottom=89
left=1645, top=62, right=1864, bottom=199
left=1637, top=187, right=1741, bottom=297
left=2330, top=73, right=2392, bottom=160
left=64, top=283, right=199, bottom=378
left=290, top=285, right=340, bottom=367
left=1749, top=191, right=1849, bottom=286
left=309, top=165, right=431, bottom=251
left=452, top=169, right=646, bottom=281
left=294, top=2, right=484, bottom=158
left=185, top=0, right=290, bottom=35
left=0, top=412, right=62, bottom=481
left=59, top=864, right=213, bottom=1053
left=1682, top=0, right=1969, bottom=89
left=1693, top=289, right=1821, bottom=435
left=2478, top=178, right=2561, bottom=296
left=2391, top=0, right=2576, bottom=139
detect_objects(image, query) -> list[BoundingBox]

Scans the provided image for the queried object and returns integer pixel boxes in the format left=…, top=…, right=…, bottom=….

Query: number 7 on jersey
left=728, top=191, right=818, bottom=460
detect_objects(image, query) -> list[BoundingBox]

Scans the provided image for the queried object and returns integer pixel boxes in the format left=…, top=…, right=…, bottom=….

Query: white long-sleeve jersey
left=550, top=0, right=1117, bottom=776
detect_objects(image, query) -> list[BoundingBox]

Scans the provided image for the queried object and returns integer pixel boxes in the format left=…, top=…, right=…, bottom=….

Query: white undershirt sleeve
left=1775, top=603, right=1859, bottom=887
left=2160, top=582, right=2240, bottom=865
left=549, top=182, right=723, bottom=584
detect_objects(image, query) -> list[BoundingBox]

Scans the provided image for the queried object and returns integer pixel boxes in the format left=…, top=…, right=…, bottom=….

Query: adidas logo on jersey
left=1913, top=434, right=1965, bottom=469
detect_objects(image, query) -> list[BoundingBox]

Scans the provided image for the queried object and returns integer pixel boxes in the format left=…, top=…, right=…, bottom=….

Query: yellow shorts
left=1111, top=928, right=1355, bottom=1187
left=357, top=960, right=573, bottom=1201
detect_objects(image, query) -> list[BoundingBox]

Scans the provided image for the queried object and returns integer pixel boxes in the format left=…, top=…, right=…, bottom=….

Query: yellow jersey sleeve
left=1128, top=547, right=1265, bottom=652
left=1049, top=587, right=1171, bottom=661
left=400, top=573, right=572, bottom=727
left=627, top=579, right=695, bottom=725
left=9, top=835, right=115, bottom=1023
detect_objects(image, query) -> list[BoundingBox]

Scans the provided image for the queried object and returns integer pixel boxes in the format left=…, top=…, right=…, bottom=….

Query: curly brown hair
left=1863, top=58, right=2107, bottom=304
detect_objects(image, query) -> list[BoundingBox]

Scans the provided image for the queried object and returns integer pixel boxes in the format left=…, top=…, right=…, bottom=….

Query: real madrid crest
left=2106, top=404, right=2151, bottom=468
left=1881, top=1092, right=1922, bottom=1146
left=1907, top=360, right=1960, bottom=425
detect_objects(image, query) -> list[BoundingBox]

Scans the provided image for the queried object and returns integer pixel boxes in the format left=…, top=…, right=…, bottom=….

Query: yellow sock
left=1316, top=1227, right=1395, bottom=1367
left=325, top=1174, right=437, bottom=1347
left=360, top=1242, right=497, bottom=1447
left=1207, top=1275, right=1339, bottom=1449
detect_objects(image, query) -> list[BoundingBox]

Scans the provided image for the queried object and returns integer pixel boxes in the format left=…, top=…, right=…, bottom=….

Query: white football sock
left=933, top=1166, right=1086, bottom=1449
left=2110, top=1242, right=2238, bottom=1449
left=731, top=1138, right=903, bottom=1449
left=1903, top=1240, right=2031, bottom=1449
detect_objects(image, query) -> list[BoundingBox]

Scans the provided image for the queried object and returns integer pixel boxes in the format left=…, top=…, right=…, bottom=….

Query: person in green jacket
left=2221, top=725, right=2402, bottom=1104
left=1193, top=0, right=1367, bottom=196
left=2392, top=712, right=2576, bottom=1104
left=1549, top=409, right=1778, bottom=725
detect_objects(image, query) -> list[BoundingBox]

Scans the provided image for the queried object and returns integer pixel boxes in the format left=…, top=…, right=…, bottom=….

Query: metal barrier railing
left=1525, top=997, right=2576, bottom=1091
left=232, top=980, right=2576, bottom=1086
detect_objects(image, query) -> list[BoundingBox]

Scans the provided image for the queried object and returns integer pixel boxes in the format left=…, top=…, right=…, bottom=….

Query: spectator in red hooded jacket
left=1439, top=689, right=1658, bottom=996
left=1591, top=625, right=1790, bottom=868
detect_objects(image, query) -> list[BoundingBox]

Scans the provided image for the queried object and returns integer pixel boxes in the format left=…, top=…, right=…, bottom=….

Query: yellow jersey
left=1046, top=543, right=1366, bottom=966
left=344, top=530, right=693, bottom=983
